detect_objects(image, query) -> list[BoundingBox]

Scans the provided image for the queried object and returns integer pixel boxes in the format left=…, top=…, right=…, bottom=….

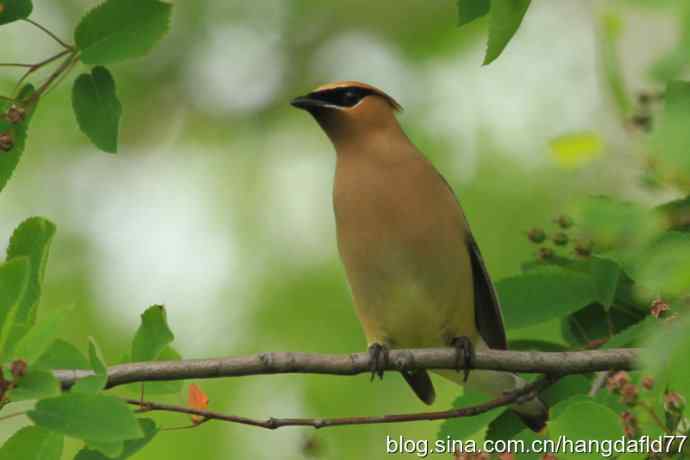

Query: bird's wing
left=466, top=234, right=508, bottom=350
left=435, top=171, right=508, bottom=350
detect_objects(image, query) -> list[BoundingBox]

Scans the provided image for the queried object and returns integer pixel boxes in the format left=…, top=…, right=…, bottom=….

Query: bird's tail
left=435, top=368, right=548, bottom=432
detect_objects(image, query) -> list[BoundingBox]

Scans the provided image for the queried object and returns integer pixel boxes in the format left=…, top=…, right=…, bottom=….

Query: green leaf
left=0, top=426, right=62, bottom=460
left=561, top=303, right=646, bottom=348
left=642, top=313, right=690, bottom=399
left=72, top=337, right=108, bottom=394
left=72, top=66, right=122, bottom=153
left=602, top=316, right=656, bottom=349
left=656, top=195, right=690, bottom=231
left=0, top=257, right=30, bottom=357
left=590, top=257, right=620, bottom=310
left=131, top=305, right=174, bottom=362
left=600, top=14, right=631, bottom=116
left=0, top=0, right=33, bottom=26
left=437, top=390, right=505, bottom=442
left=497, top=267, right=596, bottom=329
left=651, top=80, right=690, bottom=183
left=12, top=307, right=69, bottom=363
left=74, top=0, right=172, bottom=65
left=649, top=4, right=690, bottom=82
left=4, top=217, right=56, bottom=352
left=572, top=196, right=661, bottom=250
left=548, top=401, right=623, bottom=460
left=84, top=441, right=124, bottom=459
left=630, top=232, right=690, bottom=296
left=34, top=339, right=89, bottom=370
left=9, top=368, right=60, bottom=401
left=549, top=132, right=603, bottom=169
left=28, top=393, right=143, bottom=443
left=75, top=419, right=158, bottom=460
left=0, top=85, right=34, bottom=193
left=457, top=0, right=490, bottom=26
left=483, top=0, right=531, bottom=65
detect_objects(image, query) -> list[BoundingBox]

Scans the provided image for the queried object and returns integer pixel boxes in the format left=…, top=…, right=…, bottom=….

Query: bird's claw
left=368, top=343, right=389, bottom=381
left=451, top=336, right=474, bottom=383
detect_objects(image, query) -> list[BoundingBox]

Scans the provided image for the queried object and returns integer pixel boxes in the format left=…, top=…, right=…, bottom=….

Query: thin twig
left=22, top=19, right=73, bottom=50
left=0, top=63, right=34, bottom=68
left=0, top=411, right=26, bottom=422
left=638, top=401, right=669, bottom=434
left=53, top=348, right=640, bottom=390
left=126, top=375, right=560, bottom=430
left=13, top=50, right=72, bottom=97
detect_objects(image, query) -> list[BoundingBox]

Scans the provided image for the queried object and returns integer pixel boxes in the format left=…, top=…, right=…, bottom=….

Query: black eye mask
left=306, top=87, right=375, bottom=108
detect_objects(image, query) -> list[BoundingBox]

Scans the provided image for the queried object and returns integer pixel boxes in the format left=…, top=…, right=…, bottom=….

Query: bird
left=291, top=81, right=548, bottom=431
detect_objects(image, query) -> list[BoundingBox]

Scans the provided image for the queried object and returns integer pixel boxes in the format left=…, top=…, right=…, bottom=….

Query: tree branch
left=54, top=348, right=640, bottom=390
left=125, top=375, right=561, bottom=430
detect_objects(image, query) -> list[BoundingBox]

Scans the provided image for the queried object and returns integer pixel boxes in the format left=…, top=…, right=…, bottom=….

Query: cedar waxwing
left=291, top=81, right=548, bottom=431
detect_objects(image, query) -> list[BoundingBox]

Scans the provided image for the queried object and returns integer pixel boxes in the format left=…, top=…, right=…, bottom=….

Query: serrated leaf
left=548, top=401, right=623, bottom=460
left=0, top=257, right=30, bottom=357
left=497, top=267, right=596, bottom=329
left=483, top=0, right=531, bottom=65
left=34, top=339, right=89, bottom=370
left=74, top=0, right=172, bottom=65
left=12, top=307, right=69, bottom=363
left=0, top=0, right=33, bottom=26
left=0, top=85, right=35, bottom=193
left=75, top=419, right=158, bottom=460
left=131, top=305, right=174, bottom=362
left=72, top=337, right=107, bottom=394
left=4, top=217, right=56, bottom=354
left=28, top=393, right=143, bottom=443
left=549, top=132, right=603, bottom=169
left=457, top=0, right=489, bottom=26
left=9, top=368, right=60, bottom=401
left=72, top=66, right=122, bottom=153
left=0, top=426, right=62, bottom=460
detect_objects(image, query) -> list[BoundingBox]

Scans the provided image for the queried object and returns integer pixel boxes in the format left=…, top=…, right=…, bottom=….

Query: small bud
left=542, top=454, right=557, bottom=460
left=641, top=376, right=654, bottom=390
left=476, top=453, right=490, bottom=460
left=630, top=114, right=652, bottom=131
left=620, top=383, right=638, bottom=405
left=498, top=453, right=515, bottom=460
left=650, top=298, right=670, bottom=319
left=0, top=132, right=13, bottom=152
left=607, top=371, right=630, bottom=393
left=537, top=247, right=554, bottom=261
left=455, top=452, right=471, bottom=460
left=10, top=360, right=27, bottom=379
left=6, top=105, right=25, bottom=124
left=528, top=228, right=546, bottom=244
left=552, top=232, right=569, bottom=246
left=574, top=240, right=592, bottom=257
left=664, top=391, right=686, bottom=413
left=555, top=215, right=573, bottom=229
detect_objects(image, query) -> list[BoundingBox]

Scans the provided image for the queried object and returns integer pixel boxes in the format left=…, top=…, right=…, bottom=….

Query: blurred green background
left=0, top=0, right=686, bottom=458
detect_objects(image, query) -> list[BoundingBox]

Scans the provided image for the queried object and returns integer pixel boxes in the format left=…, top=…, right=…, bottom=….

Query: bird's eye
left=342, top=90, right=360, bottom=106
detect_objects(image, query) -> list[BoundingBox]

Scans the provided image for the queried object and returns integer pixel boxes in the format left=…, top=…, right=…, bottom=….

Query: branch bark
left=126, top=375, right=561, bottom=430
left=53, top=347, right=640, bottom=390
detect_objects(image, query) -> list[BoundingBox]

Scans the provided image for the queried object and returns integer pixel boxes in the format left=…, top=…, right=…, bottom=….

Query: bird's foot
left=451, top=336, right=474, bottom=383
left=368, top=343, right=389, bottom=381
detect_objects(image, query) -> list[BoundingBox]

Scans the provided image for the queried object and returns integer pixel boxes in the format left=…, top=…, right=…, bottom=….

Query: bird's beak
left=290, top=95, right=330, bottom=111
